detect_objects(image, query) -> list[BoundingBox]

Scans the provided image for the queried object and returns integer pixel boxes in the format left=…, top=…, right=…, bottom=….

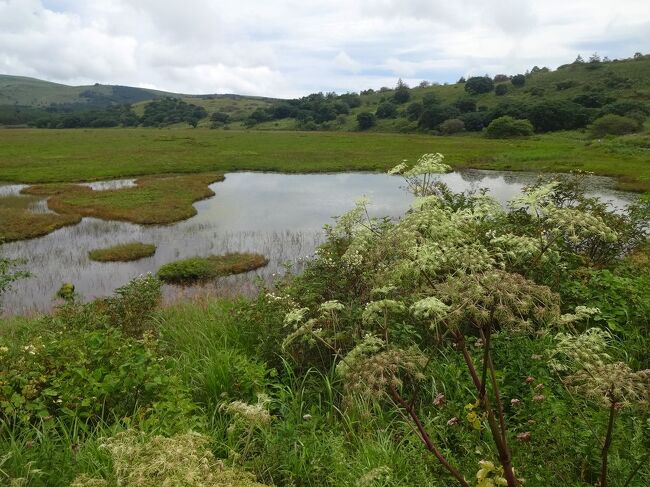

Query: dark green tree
left=392, top=79, right=411, bottom=104
left=464, top=76, right=494, bottom=95
left=356, top=112, right=376, bottom=130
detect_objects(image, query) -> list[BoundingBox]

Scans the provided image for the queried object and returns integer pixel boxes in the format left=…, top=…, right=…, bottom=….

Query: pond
left=0, top=170, right=636, bottom=315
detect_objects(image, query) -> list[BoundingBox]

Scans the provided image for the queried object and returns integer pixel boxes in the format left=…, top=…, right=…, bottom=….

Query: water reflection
left=0, top=170, right=636, bottom=315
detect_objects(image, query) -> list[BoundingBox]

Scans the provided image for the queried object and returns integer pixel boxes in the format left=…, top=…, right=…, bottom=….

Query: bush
left=392, top=79, right=411, bottom=104
left=527, top=100, right=590, bottom=132
left=511, top=74, right=526, bottom=87
left=375, top=101, right=398, bottom=119
left=464, top=76, right=494, bottom=95
left=418, top=105, right=460, bottom=130
left=460, top=111, right=488, bottom=131
left=0, top=317, right=195, bottom=430
left=405, top=102, right=423, bottom=121
left=454, top=98, right=477, bottom=113
left=485, top=116, right=534, bottom=138
left=588, top=114, right=641, bottom=138
left=106, top=274, right=162, bottom=337
left=495, top=84, right=508, bottom=96
left=438, top=118, right=465, bottom=135
left=356, top=112, right=376, bottom=130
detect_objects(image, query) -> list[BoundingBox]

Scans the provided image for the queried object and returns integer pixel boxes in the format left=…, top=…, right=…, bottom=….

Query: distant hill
left=0, top=75, right=174, bottom=107
left=2, top=53, right=650, bottom=132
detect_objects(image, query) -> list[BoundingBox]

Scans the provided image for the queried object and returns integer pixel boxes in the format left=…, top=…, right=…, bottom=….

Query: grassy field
left=0, top=128, right=649, bottom=190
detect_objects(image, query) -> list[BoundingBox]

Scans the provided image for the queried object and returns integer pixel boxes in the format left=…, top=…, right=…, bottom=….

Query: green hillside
left=2, top=54, right=650, bottom=132
left=0, top=74, right=170, bottom=107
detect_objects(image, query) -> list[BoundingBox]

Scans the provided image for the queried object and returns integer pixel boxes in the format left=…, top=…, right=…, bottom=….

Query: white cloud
left=1, top=0, right=649, bottom=97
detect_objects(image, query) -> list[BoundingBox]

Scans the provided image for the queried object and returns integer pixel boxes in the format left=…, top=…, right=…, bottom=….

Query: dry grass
left=157, top=253, right=269, bottom=284
left=88, top=242, right=157, bottom=262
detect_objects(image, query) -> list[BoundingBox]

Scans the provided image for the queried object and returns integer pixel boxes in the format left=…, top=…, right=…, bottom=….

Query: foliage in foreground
left=1, top=155, right=648, bottom=486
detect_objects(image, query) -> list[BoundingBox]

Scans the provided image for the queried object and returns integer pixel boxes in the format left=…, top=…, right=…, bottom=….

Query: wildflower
left=533, top=394, right=545, bottom=402
left=410, top=296, right=449, bottom=326
left=516, top=432, right=532, bottom=442
left=510, top=398, right=522, bottom=407
left=534, top=383, right=544, bottom=391
left=447, top=417, right=460, bottom=426
left=531, top=354, right=543, bottom=360
left=302, top=414, right=312, bottom=421
left=319, top=300, right=345, bottom=313
left=433, top=393, right=445, bottom=407
left=0, top=346, right=9, bottom=354
left=284, top=307, right=309, bottom=328
left=525, top=376, right=535, bottom=385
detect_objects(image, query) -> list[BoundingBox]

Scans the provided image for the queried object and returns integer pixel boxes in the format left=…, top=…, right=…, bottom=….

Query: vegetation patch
left=157, top=253, right=269, bottom=284
left=0, top=194, right=81, bottom=243
left=88, top=242, right=156, bottom=262
left=31, top=172, right=223, bottom=225
left=1, top=129, right=649, bottom=191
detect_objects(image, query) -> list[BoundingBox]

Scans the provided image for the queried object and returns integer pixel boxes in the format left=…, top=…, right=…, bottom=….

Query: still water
left=0, top=170, right=635, bottom=315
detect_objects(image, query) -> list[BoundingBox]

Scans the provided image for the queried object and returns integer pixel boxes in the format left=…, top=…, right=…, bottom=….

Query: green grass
left=0, top=128, right=648, bottom=190
left=35, top=173, right=223, bottom=225
left=157, top=253, right=269, bottom=284
left=88, top=242, right=156, bottom=262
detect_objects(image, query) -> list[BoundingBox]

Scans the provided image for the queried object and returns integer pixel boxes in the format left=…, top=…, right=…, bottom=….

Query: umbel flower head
left=343, top=347, right=427, bottom=400
left=551, top=328, right=650, bottom=409
left=435, top=270, right=560, bottom=332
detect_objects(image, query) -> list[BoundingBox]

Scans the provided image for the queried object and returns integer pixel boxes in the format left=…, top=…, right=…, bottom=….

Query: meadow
left=0, top=129, right=649, bottom=191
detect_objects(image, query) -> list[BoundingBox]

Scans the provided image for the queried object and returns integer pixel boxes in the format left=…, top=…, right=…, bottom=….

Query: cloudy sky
left=1, top=0, right=649, bottom=98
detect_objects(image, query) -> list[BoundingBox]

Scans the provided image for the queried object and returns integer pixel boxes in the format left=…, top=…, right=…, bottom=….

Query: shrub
left=460, top=111, right=488, bottom=131
left=0, top=323, right=195, bottom=430
left=495, top=84, right=508, bottom=96
left=157, top=253, right=268, bottom=284
left=418, top=105, right=461, bottom=130
left=511, top=74, right=526, bottom=87
left=485, top=116, right=534, bottom=138
left=106, top=274, right=162, bottom=337
left=438, top=118, right=465, bottom=135
left=392, top=79, right=411, bottom=104
left=88, top=242, right=156, bottom=262
left=588, top=114, right=641, bottom=138
left=464, top=76, right=494, bottom=95
left=210, top=111, right=230, bottom=123
left=375, top=101, right=398, bottom=119
left=356, top=112, right=376, bottom=130
left=454, top=98, right=477, bottom=113
left=527, top=100, right=590, bottom=132
left=405, top=102, right=423, bottom=121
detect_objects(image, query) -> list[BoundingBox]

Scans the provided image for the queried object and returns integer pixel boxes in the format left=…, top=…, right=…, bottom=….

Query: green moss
left=88, top=242, right=156, bottom=262
left=157, top=253, right=269, bottom=284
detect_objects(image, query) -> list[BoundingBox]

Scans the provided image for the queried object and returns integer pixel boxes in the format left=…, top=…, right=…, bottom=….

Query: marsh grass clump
left=89, top=242, right=156, bottom=262
left=157, top=253, right=268, bottom=284
left=0, top=194, right=81, bottom=242
left=44, top=173, right=225, bottom=225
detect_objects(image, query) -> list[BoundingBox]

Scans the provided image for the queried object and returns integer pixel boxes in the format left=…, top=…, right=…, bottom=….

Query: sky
left=1, top=0, right=649, bottom=98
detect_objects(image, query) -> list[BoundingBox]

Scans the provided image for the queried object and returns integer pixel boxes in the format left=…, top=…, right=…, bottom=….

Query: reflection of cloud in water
left=0, top=184, right=28, bottom=196
left=79, top=179, right=137, bottom=191
left=1, top=170, right=636, bottom=315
